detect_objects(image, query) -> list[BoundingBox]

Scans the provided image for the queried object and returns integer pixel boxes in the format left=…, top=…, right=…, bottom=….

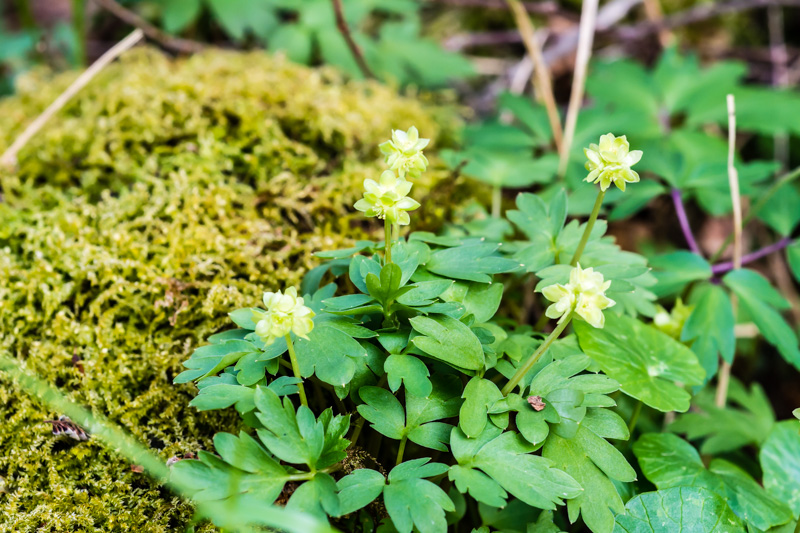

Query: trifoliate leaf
left=287, top=472, right=340, bottom=519
left=669, top=378, right=774, bottom=454
left=634, top=433, right=792, bottom=531
left=385, top=354, right=432, bottom=397
left=723, top=269, right=800, bottom=371
left=357, top=386, right=406, bottom=440
left=682, top=283, right=735, bottom=381
left=649, top=251, right=712, bottom=298
left=543, top=409, right=635, bottom=533
left=760, top=421, right=800, bottom=515
left=450, top=425, right=582, bottom=510
left=425, top=243, right=519, bottom=283
left=384, top=459, right=454, bottom=533
left=459, top=377, right=503, bottom=438
left=254, top=386, right=330, bottom=469
left=575, top=314, right=704, bottom=412
left=294, top=325, right=368, bottom=388
left=613, top=487, right=745, bottom=533
left=410, top=314, right=485, bottom=372
left=190, top=383, right=255, bottom=414
left=441, top=281, right=504, bottom=323
left=336, top=469, right=386, bottom=516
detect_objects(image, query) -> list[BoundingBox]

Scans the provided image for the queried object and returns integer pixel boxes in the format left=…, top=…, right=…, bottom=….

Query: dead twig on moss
left=0, top=29, right=144, bottom=169
left=331, top=0, right=376, bottom=79
left=91, top=0, right=205, bottom=54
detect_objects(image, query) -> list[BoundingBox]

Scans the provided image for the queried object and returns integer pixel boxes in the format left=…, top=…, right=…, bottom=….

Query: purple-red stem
left=671, top=188, right=702, bottom=255
left=711, top=237, right=794, bottom=275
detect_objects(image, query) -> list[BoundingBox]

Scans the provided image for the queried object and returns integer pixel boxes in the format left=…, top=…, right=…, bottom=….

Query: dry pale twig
left=506, top=0, right=563, bottom=151
left=91, top=0, right=204, bottom=54
left=0, top=29, right=145, bottom=169
left=715, top=94, right=742, bottom=409
left=558, top=0, right=599, bottom=178
left=331, top=0, right=376, bottom=79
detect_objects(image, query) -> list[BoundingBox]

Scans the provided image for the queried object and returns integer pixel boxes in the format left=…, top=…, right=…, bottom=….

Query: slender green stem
left=502, top=314, right=572, bottom=396
left=72, top=0, right=87, bottom=66
left=627, top=401, right=643, bottom=435
left=285, top=334, right=308, bottom=407
left=392, top=222, right=400, bottom=244
left=570, top=189, right=605, bottom=266
left=396, top=435, right=408, bottom=465
left=709, top=164, right=800, bottom=262
left=348, top=416, right=365, bottom=448
left=793, top=517, right=800, bottom=533
left=491, top=185, right=502, bottom=218
left=384, top=218, right=392, bottom=265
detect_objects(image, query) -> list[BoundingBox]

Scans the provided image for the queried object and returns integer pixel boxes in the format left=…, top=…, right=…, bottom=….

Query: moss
left=0, top=47, right=461, bottom=532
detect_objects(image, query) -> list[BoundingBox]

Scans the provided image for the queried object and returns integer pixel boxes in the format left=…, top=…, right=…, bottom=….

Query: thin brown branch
left=617, top=0, right=800, bottom=41
left=0, top=29, right=145, bottom=169
left=506, top=0, right=563, bottom=151
left=91, top=0, right=204, bottom=54
left=642, top=0, right=673, bottom=47
left=331, top=0, right=376, bottom=79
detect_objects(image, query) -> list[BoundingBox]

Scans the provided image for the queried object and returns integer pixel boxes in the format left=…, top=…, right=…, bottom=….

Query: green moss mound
left=0, top=47, right=459, bottom=532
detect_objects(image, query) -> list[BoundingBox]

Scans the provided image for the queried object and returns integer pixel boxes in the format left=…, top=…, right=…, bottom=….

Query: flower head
left=584, top=133, right=642, bottom=192
left=354, top=170, right=420, bottom=225
left=653, top=298, right=693, bottom=339
left=252, top=287, right=315, bottom=345
left=540, top=264, right=615, bottom=328
left=379, top=126, right=430, bottom=178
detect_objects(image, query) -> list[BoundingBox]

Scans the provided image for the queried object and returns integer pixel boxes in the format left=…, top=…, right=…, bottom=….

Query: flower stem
left=384, top=218, right=392, bottom=265
left=627, top=401, right=643, bottom=435
left=396, top=435, right=408, bottom=465
left=285, top=334, right=308, bottom=407
left=569, top=190, right=605, bottom=266
left=671, top=188, right=702, bottom=255
left=492, top=184, right=502, bottom=218
left=502, top=314, right=572, bottom=396
left=347, top=416, right=365, bottom=448
left=711, top=237, right=794, bottom=275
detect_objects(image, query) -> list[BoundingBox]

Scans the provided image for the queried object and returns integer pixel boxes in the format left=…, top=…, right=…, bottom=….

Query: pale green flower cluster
left=354, top=170, right=421, bottom=225
left=653, top=298, right=693, bottom=339
left=541, top=264, right=615, bottom=328
left=355, top=126, right=428, bottom=226
left=379, top=126, right=430, bottom=179
left=252, top=287, right=315, bottom=345
left=584, top=133, right=642, bottom=192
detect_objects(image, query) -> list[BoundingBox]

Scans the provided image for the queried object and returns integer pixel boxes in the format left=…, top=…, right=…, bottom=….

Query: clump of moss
left=0, top=47, right=460, bottom=532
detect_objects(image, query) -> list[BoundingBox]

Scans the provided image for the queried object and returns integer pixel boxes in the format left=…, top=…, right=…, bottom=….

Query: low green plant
left=174, top=124, right=800, bottom=532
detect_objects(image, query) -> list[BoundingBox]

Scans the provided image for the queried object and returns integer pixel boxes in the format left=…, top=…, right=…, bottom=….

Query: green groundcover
left=0, top=47, right=464, bottom=532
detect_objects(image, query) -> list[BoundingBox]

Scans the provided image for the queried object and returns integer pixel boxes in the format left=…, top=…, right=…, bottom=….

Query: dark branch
left=91, top=0, right=205, bottom=55
left=331, top=0, right=376, bottom=79
left=616, top=0, right=800, bottom=41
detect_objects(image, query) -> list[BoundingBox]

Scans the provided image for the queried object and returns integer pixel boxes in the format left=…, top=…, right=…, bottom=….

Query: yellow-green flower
left=379, top=126, right=430, bottom=178
left=541, top=264, right=615, bottom=328
left=653, top=298, right=693, bottom=339
left=584, top=133, right=642, bottom=192
left=252, top=287, right=315, bottom=345
left=354, top=170, right=420, bottom=225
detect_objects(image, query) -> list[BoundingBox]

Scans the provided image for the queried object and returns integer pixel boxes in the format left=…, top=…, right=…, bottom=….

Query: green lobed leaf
left=575, top=314, right=705, bottom=412
left=410, top=314, right=485, bottom=372
left=425, top=243, right=519, bottom=283
left=760, top=421, right=800, bottom=516
left=384, top=458, right=455, bottom=533
left=450, top=425, right=582, bottom=511
left=649, top=251, right=712, bottom=298
left=682, top=283, right=735, bottom=381
left=723, top=269, right=800, bottom=371
left=613, top=487, right=745, bottom=533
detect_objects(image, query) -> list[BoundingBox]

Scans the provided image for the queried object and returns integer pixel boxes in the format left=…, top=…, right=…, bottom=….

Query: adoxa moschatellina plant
left=172, top=129, right=708, bottom=533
